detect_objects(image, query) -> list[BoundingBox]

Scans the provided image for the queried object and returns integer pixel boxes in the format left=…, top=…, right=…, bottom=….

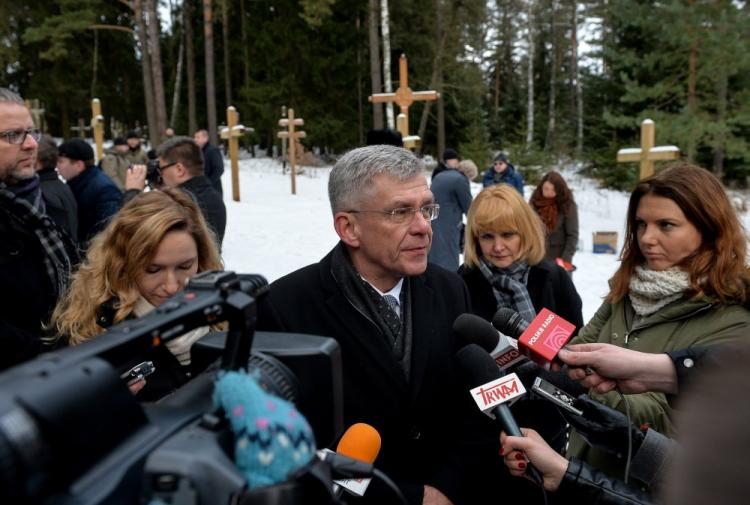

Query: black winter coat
left=257, top=246, right=506, bottom=505
left=180, top=176, right=226, bottom=246
left=201, top=143, right=224, bottom=195
left=557, top=458, right=654, bottom=505
left=38, top=167, right=78, bottom=241
left=67, top=165, right=123, bottom=245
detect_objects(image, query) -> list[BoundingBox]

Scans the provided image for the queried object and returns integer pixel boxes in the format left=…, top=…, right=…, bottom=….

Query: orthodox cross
left=91, top=98, right=105, bottom=162
left=278, top=108, right=306, bottom=195
left=369, top=54, right=439, bottom=149
left=220, top=106, right=252, bottom=202
left=617, top=119, right=680, bottom=180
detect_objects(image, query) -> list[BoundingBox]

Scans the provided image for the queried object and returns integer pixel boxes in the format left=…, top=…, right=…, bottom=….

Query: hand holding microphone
left=557, top=343, right=678, bottom=394
left=500, top=428, right=568, bottom=492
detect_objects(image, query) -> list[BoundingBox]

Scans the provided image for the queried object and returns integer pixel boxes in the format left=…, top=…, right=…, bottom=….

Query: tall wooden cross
left=220, top=106, right=253, bottom=202
left=91, top=98, right=105, bottom=162
left=369, top=54, right=440, bottom=149
left=617, top=119, right=680, bottom=180
left=70, top=118, right=91, bottom=139
left=24, top=99, right=46, bottom=132
left=278, top=108, right=306, bottom=195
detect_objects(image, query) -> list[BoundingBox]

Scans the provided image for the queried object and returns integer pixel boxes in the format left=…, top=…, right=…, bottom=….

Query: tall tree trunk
left=571, top=0, right=583, bottom=155
left=356, top=14, right=364, bottom=144
left=203, top=0, right=218, bottom=144
left=184, top=0, right=198, bottom=135
left=712, top=68, right=727, bottom=179
left=380, top=0, right=394, bottom=129
left=545, top=0, right=557, bottom=151
left=170, top=35, right=184, bottom=129
left=368, top=0, right=383, bottom=129
left=417, top=0, right=453, bottom=154
left=146, top=0, right=168, bottom=141
left=240, top=0, right=250, bottom=88
left=686, top=41, right=697, bottom=162
left=134, top=0, right=158, bottom=146
left=526, top=0, right=535, bottom=146
left=222, top=0, right=232, bottom=106
left=91, top=29, right=98, bottom=98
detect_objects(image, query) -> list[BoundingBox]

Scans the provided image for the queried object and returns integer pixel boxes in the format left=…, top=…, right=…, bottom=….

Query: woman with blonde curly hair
left=52, top=188, right=222, bottom=398
left=568, top=163, right=750, bottom=483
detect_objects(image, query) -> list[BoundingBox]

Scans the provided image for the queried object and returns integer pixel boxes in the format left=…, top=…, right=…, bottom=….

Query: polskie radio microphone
left=455, top=344, right=543, bottom=486
left=320, top=423, right=381, bottom=498
left=453, top=313, right=526, bottom=374
left=493, top=307, right=576, bottom=369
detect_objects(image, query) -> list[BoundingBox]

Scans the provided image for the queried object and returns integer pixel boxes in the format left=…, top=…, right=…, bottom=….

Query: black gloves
left=563, top=394, right=646, bottom=459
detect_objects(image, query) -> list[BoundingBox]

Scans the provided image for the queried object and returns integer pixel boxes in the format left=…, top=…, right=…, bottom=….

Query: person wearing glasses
left=57, top=138, right=123, bottom=246
left=125, top=136, right=225, bottom=247
left=482, top=152, right=524, bottom=194
left=0, top=88, right=77, bottom=371
left=258, top=145, right=501, bottom=505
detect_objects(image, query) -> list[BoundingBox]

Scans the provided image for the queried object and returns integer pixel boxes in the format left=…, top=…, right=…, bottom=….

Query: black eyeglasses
left=0, top=128, right=41, bottom=145
left=347, top=204, right=440, bottom=224
left=159, top=161, right=179, bottom=172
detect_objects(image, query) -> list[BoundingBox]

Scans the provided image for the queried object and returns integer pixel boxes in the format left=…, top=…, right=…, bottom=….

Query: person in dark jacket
left=57, top=138, right=123, bottom=246
left=35, top=134, right=78, bottom=241
left=51, top=188, right=223, bottom=400
left=193, top=129, right=224, bottom=195
left=431, top=147, right=460, bottom=181
left=482, top=152, right=524, bottom=194
left=459, top=184, right=583, bottom=456
left=428, top=154, right=472, bottom=272
left=125, top=136, right=226, bottom=247
left=258, top=145, right=505, bottom=505
left=0, top=88, right=76, bottom=371
left=529, top=171, right=579, bottom=269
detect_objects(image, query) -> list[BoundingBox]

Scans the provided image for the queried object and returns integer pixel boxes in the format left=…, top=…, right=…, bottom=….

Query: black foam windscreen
left=492, top=308, right=528, bottom=339
left=455, top=343, right=503, bottom=388
left=453, top=314, right=499, bottom=352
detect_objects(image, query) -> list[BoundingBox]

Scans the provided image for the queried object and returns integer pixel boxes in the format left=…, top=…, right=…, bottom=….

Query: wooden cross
left=369, top=54, right=440, bottom=149
left=617, top=119, right=680, bottom=180
left=110, top=117, right=124, bottom=139
left=24, top=99, right=46, bottom=132
left=220, top=106, right=253, bottom=202
left=91, top=98, right=105, bottom=162
left=278, top=108, right=306, bottom=195
left=70, top=118, right=91, bottom=139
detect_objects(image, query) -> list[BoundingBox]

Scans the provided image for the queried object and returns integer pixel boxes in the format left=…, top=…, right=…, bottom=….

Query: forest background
left=2, top=0, right=749, bottom=189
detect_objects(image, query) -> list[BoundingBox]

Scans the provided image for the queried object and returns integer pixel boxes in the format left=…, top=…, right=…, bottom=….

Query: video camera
left=145, top=157, right=162, bottom=187
left=0, top=271, right=344, bottom=505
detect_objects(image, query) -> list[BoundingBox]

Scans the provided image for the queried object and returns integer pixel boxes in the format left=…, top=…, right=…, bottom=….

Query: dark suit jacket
left=459, top=259, right=584, bottom=331
left=258, top=246, right=500, bottom=505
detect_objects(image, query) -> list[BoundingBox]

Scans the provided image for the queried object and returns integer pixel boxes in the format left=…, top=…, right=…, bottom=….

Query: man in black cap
left=125, top=130, right=148, bottom=166
left=431, top=148, right=460, bottom=181
left=57, top=138, right=123, bottom=245
left=100, top=136, right=130, bottom=191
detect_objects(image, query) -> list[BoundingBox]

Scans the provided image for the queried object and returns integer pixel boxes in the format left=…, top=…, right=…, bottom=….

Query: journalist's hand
left=126, top=164, right=147, bottom=191
left=558, top=343, right=677, bottom=394
left=423, top=485, right=454, bottom=505
left=500, top=429, right=568, bottom=492
left=564, top=394, right=645, bottom=458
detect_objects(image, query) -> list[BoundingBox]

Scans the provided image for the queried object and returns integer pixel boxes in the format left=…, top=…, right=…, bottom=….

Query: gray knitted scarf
left=628, top=265, right=690, bottom=317
left=478, top=256, right=536, bottom=324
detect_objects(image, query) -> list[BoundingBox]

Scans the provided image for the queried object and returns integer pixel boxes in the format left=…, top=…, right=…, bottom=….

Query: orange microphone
left=331, top=423, right=382, bottom=497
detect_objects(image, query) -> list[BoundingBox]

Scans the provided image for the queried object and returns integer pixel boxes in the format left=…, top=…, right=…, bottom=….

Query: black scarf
left=330, top=242, right=413, bottom=379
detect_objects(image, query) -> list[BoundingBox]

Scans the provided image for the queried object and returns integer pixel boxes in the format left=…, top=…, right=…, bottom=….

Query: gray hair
left=0, top=88, right=24, bottom=106
left=328, top=145, right=425, bottom=214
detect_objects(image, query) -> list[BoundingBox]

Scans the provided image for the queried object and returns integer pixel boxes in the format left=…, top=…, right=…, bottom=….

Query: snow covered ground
left=218, top=156, right=746, bottom=323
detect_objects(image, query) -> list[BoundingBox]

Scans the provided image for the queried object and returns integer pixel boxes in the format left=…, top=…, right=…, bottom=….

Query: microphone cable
left=372, top=468, right=409, bottom=505
left=616, top=387, right=634, bottom=485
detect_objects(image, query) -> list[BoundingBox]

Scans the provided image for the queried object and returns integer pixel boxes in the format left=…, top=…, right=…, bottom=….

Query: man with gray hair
left=0, top=88, right=76, bottom=370
left=259, top=145, right=498, bottom=505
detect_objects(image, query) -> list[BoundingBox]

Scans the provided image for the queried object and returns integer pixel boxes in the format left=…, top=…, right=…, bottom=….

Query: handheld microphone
left=493, top=307, right=575, bottom=369
left=326, top=423, right=381, bottom=497
left=455, top=344, right=543, bottom=485
left=453, top=313, right=526, bottom=373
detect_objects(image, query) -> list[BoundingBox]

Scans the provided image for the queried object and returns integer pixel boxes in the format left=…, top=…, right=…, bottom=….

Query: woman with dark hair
left=567, top=163, right=750, bottom=481
left=529, top=171, right=578, bottom=269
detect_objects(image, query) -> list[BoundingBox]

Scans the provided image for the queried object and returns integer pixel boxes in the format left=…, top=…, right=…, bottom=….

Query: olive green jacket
left=567, top=295, right=750, bottom=481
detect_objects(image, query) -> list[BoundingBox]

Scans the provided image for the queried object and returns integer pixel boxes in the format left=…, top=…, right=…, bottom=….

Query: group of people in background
left=3, top=87, right=750, bottom=505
